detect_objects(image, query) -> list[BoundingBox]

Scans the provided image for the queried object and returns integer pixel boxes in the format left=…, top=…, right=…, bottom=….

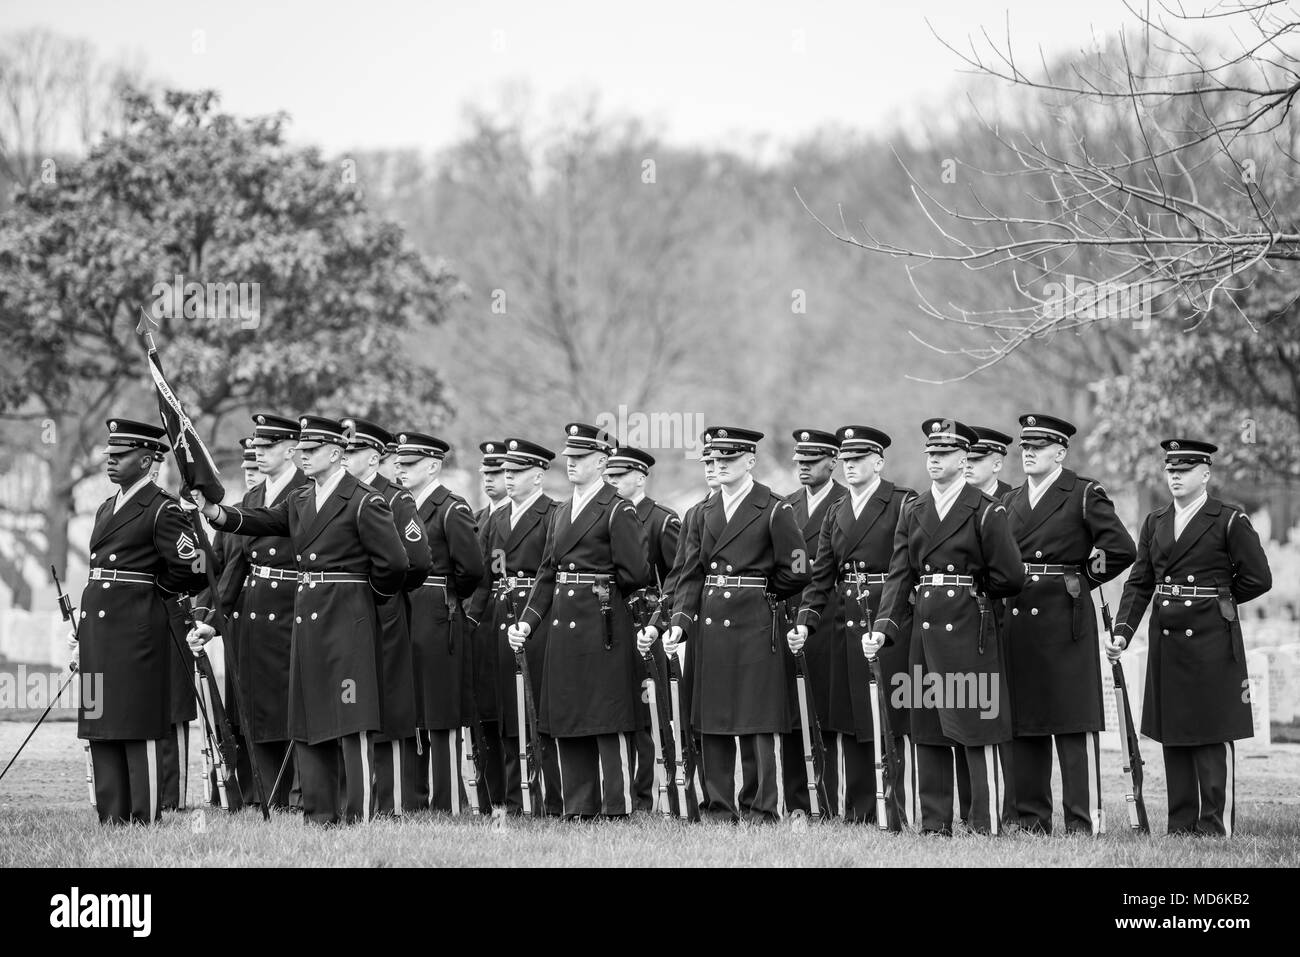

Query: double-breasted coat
left=368, top=473, right=431, bottom=740
left=466, top=494, right=559, bottom=738
left=212, top=469, right=310, bottom=742
left=1114, top=497, right=1271, bottom=745
left=78, top=483, right=207, bottom=741
left=784, top=482, right=847, bottom=728
left=797, top=480, right=917, bottom=742
left=875, top=483, right=1025, bottom=747
left=519, top=484, right=652, bottom=737
left=216, top=471, right=409, bottom=745
left=1002, top=469, right=1136, bottom=736
left=408, top=483, right=483, bottom=731
left=671, top=481, right=810, bottom=734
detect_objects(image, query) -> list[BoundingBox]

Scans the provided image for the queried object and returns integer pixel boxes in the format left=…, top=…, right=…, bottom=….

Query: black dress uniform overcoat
left=217, top=472, right=408, bottom=745
left=797, top=481, right=916, bottom=741
left=468, top=494, right=559, bottom=738
left=784, top=482, right=847, bottom=728
left=1003, top=469, right=1136, bottom=735
left=1115, top=497, right=1272, bottom=745
left=465, top=503, right=507, bottom=725
left=875, top=483, right=1025, bottom=747
left=661, top=492, right=713, bottom=725
left=78, top=484, right=207, bottom=740
left=672, top=481, right=811, bottom=734
left=633, top=495, right=681, bottom=720
left=368, top=473, right=431, bottom=739
left=218, top=469, right=310, bottom=742
left=408, top=483, right=483, bottom=731
left=519, top=485, right=652, bottom=736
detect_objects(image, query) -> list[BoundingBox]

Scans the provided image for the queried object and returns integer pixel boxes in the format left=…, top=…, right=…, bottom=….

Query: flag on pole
left=143, top=333, right=226, bottom=504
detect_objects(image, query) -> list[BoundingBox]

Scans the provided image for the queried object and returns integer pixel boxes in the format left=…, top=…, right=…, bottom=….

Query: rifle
left=784, top=601, right=829, bottom=819
left=631, top=591, right=678, bottom=817
left=0, top=567, right=90, bottom=805
left=175, top=600, right=243, bottom=813
left=849, top=576, right=902, bottom=831
left=665, top=644, right=701, bottom=822
left=503, top=584, right=545, bottom=815
left=1099, top=597, right=1149, bottom=834
left=450, top=597, right=490, bottom=813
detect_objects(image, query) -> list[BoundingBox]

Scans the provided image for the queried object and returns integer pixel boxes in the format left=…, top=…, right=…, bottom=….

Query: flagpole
left=142, top=328, right=272, bottom=819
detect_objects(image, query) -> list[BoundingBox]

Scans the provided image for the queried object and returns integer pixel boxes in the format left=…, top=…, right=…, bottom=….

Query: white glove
left=787, top=624, right=808, bottom=653
left=663, top=625, right=683, bottom=655
left=1105, top=633, right=1127, bottom=661
left=187, top=620, right=216, bottom=656
left=508, top=621, right=531, bottom=652
left=636, top=625, right=659, bottom=654
left=66, top=628, right=78, bottom=652
left=862, top=631, right=886, bottom=659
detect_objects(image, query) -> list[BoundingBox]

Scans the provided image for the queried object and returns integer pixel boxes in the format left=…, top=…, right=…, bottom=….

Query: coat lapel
left=844, top=480, right=894, bottom=554
left=1023, top=468, right=1074, bottom=535
left=1168, top=497, right=1221, bottom=564
left=558, top=485, right=610, bottom=554
left=924, top=484, right=980, bottom=557
left=507, top=494, right=550, bottom=550
left=90, top=485, right=155, bottom=548
left=299, top=471, right=358, bottom=546
left=712, top=482, right=768, bottom=553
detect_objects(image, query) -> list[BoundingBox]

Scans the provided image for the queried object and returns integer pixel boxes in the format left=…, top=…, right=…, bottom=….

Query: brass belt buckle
left=1171, top=585, right=1181, bottom=597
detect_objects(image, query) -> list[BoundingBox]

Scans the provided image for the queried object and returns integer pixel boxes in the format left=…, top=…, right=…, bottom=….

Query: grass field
left=2, top=722, right=1298, bottom=867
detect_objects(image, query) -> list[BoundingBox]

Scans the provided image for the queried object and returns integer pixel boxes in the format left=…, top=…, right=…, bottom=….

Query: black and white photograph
left=0, top=0, right=1294, bottom=923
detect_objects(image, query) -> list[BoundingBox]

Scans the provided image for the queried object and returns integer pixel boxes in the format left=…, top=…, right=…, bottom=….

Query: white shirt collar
left=571, top=481, right=603, bottom=520
left=489, top=496, right=510, bottom=512
left=1027, top=466, right=1063, bottom=509
left=511, top=487, right=545, bottom=527
left=805, top=481, right=833, bottom=514
left=413, top=481, right=443, bottom=510
left=1173, top=490, right=1209, bottom=539
left=114, top=475, right=153, bottom=512
left=629, top=489, right=646, bottom=506
left=977, top=477, right=1001, bottom=497
left=930, top=479, right=964, bottom=521
left=850, top=476, right=881, bottom=517
left=313, top=466, right=346, bottom=509
left=263, top=467, right=296, bottom=504
left=361, top=468, right=379, bottom=486
left=721, top=474, right=755, bottom=521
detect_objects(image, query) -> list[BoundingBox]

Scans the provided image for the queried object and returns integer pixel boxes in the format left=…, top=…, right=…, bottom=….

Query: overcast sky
left=4, top=0, right=1238, bottom=154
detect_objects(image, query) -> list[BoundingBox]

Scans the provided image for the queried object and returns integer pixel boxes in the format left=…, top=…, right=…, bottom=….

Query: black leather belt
left=1156, top=584, right=1218, bottom=599
left=556, top=572, right=610, bottom=585
left=705, top=575, right=767, bottom=588
left=251, top=565, right=298, bottom=581
left=88, top=568, right=154, bottom=584
left=297, top=572, right=369, bottom=584
left=841, top=572, right=887, bottom=585
left=1024, top=563, right=1079, bottom=575
left=918, top=574, right=974, bottom=587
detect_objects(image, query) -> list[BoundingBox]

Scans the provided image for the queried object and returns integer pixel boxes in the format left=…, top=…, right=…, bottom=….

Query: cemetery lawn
left=2, top=722, right=1298, bottom=867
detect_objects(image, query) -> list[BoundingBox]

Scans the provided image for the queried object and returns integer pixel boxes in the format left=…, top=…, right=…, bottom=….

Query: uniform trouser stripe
left=359, top=732, right=371, bottom=823
left=619, top=733, right=632, bottom=814
left=1085, top=731, right=1101, bottom=835
left=391, top=741, right=403, bottom=816
left=984, top=745, right=998, bottom=836
left=1223, top=742, right=1235, bottom=838
left=449, top=731, right=461, bottom=815
left=146, top=739, right=159, bottom=823
left=772, top=733, right=784, bottom=820
left=176, top=723, right=188, bottom=810
left=555, top=738, right=567, bottom=816
left=836, top=733, right=847, bottom=819
left=733, top=736, right=743, bottom=812
left=903, top=735, right=917, bottom=829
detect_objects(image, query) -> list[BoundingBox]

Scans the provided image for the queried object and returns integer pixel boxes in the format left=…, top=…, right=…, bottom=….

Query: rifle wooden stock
left=1100, top=598, right=1149, bottom=835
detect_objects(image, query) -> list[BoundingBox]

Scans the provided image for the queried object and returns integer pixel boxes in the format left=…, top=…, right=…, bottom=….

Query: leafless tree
left=801, top=1, right=1300, bottom=381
